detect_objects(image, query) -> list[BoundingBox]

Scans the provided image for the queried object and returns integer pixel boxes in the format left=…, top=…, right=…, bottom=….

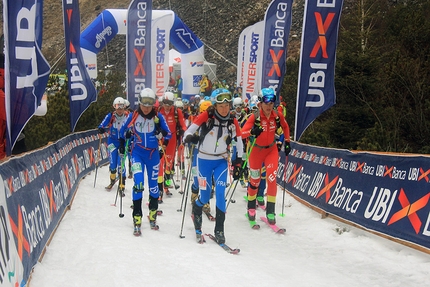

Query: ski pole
left=179, top=144, right=195, bottom=238
left=279, top=152, right=289, bottom=217
left=118, top=139, right=129, bottom=218
left=93, top=135, right=102, bottom=188
left=178, top=144, right=194, bottom=212
left=225, top=138, right=255, bottom=200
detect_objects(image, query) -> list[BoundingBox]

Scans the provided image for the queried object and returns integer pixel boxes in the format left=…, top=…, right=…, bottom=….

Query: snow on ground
left=29, top=163, right=430, bottom=287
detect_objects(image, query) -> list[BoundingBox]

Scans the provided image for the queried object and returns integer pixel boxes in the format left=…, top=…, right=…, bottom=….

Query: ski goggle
left=163, top=99, right=174, bottom=106
left=139, top=97, right=155, bottom=106
left=215, top=93, right=232, bottom=104
left=114, top=104, right=125, bottom=110
left=261, top=94, right=276, bottom=104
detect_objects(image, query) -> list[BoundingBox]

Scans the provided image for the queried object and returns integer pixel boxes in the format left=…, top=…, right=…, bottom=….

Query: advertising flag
left=260, top=0, right=293, bottom=99
left=127, top=0, right=153, bottom=110
left=63, top=0, right=98, bottom=132
left=4, top=0, right=51, bottom=155
left=294, top=0, right=344, bottom=141
left=242, top=21, right=264, bottom=100
left=237, top=25, right=250, bottom=94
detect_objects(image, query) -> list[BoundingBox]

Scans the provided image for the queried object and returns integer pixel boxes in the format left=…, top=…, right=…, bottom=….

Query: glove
left=250, top=125, right=263, bottom=138
left=125, top=130, right=133, bottom=139
left=232, top=158, right=243, bottom=180
left=284, top=141, right=291, bottom=155
left=98, top=127, right=105, bottom=134
left=118, top=138, right=125, bottom=156
left=159, top=146, right=165, bottom=159
left=184, top=134, right=199, bottom=144
left=276, top=141, right=282, bottom=151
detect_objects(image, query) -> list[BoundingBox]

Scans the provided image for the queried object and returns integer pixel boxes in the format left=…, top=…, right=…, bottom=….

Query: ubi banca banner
left=277, top=142, right=430, bottom=250
left=0, top=130, right=108, bottom=286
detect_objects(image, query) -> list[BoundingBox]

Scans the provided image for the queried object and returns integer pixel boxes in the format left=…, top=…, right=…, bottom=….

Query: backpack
left=205, top=79, right=213, bottom=93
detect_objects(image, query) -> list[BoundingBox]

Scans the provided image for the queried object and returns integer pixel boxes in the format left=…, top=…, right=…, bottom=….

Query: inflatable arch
left=80, top=9, right=205, bottom=103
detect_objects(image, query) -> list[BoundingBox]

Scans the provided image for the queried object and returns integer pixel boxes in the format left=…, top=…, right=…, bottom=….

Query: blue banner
left=80, top=10, right=119, bottom=54
left=294, top=0, right=343, bottom=140
left=63, top=0, right=98, bottom=132
left=0, top=130, right=109, bottom=286
left=127, top=0, right=153, bottom=110
left=260, top=0, right=293, bottom=100
left=277, top=142, right=430, bottom=251
left=4, top=0, right=51, bottom=155
left=170, top=14, right=203, bottom=54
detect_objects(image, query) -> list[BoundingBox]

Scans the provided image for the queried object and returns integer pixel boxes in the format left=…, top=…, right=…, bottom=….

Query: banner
left=260, top=0, right=293, bottom=99
left=294, top=0, right=343, bottom=141
left=63, top=0, right=98, bottom=132
left=242, top=22, right=264, bottom=100
left=127, top=0, right=153, bottom=110
left=276, top=142, right=430, bottom=251
left=236, top=25, right=250, bottom=94
left=0, top=130, right=109, bottom=286
left=170, top=14, right=204, bottom=99
left=151, top=10, right=174, bottom=97
left=4, top=0, right=51, bottom=155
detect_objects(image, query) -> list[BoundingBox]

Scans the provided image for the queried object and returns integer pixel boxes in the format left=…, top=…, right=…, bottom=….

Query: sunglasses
left=261, top=94, right=276, bottom=104
left=139, top=97, right=155, bottom=106
left=216, top=93, right=232, bottom=103
left=114, top=104, right=125, bottom=110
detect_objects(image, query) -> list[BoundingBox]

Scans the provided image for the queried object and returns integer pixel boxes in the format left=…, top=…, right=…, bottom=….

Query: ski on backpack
left=205, top=234, right=240, bottom=254
left=260, top=216, right=286, bottom=234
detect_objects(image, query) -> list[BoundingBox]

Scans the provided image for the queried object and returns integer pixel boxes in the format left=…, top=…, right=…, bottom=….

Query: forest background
left=1, top=0, right=429, bottom=154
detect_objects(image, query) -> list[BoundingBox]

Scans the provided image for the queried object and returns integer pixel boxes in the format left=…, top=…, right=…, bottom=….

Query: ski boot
left=149, top=209, right=159, bottom=230
left=214, top=230, right=225, bottom=244
left=266, top=202, right=276, bottom=225
left=214, top=208, right=226, bottom=244
left=105, top=172, right=117, bottom=190
left=133, top=215, right=142, bottom=236
left=118, top=177, right=126, bottom=197
left=192, top=203, right=204, bottom=243
left=257, top=196, right=265, bottom=207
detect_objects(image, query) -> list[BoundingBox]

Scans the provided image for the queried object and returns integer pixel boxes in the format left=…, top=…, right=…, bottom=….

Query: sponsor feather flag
left=294, top=0, right=344, bottom=141
left=260, top=0, right=293, bottom=100
left=127, top=0, right=153, bottom=110
left=63, top=0, right=98, bottom=132
left=4, top=0, right=51, bottom=155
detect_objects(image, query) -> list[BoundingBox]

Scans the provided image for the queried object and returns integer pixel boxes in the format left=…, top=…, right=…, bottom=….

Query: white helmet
left=233, top=97, right=243, bottom=108
left=174, top=100, right=184, bottom=108
left=124, top=99, right=130, bottom=108
left=139, top=88, right=156, bottom=106
left=113, top=97, right=125, bottom=109
left=163, top=91, right=175, bottom=102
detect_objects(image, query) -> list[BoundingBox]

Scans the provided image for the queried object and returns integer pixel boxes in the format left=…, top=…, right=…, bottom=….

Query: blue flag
left=127, top=0, right=153, bottom=110
left=294, top=0, right=344, bottom=141
left=4, top=0, right=51, bottom=155
left=260, top=0, right=293, bottom=101
left=63, top=0, right=98, bottom=132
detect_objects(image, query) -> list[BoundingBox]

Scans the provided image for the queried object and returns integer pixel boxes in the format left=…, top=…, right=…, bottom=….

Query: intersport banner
left=236, top=25, right=250, bottom=93
left=63, top=0, right=98, bottom=132
left=294, top=0, right=343, bottom=141
left=276, top=142, right=430, bottom=251
left=151, top=10, right=174, bottom=97
left=0, top=130, right=109, bottom=286
left=4, top=0, right=51, bottom=155
left=127, top=0, right=153, bottom=110
left=242, top=22, right=264, bottom=100
left=260, top=0, right=292, bottom=99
